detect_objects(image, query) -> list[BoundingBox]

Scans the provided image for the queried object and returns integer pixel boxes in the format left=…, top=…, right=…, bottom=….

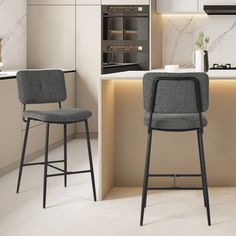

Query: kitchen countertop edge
left=0, top=69, right=76, bottom=80
left=100, top=69, right=236, bottom=80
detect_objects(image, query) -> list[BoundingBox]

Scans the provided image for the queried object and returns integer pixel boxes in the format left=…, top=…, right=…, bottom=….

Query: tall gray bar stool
left=16, top=70, right=96, bottom=208
left=140, top=72, right=211, bottom=226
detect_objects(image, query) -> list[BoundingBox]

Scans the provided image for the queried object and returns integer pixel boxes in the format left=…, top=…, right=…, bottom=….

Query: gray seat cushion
left=24, top=107, right=92, bottom=123
left=144, top=112, right=207, bottom=131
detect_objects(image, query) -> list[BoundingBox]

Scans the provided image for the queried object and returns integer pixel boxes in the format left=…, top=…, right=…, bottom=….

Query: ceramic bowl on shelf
left=165, top=65, right=179, bottom=72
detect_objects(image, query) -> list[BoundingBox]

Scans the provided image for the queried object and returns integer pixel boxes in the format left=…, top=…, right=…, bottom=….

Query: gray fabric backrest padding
left=143, top=72, right=209, bottom=113
left=16, top=70, right=67, bottom=104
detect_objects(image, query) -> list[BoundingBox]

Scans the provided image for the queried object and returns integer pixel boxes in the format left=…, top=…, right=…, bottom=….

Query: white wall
left=162, top=15, right=236, bottom=68
left=0, top=0, right=26, bottom=70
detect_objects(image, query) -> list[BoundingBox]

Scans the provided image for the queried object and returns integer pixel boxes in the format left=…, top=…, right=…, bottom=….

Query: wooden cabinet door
left=76, top=5, right=101, bottom=133
left=0, top=80, right=21, bottom=172
left=27, top=5, right=75, bottom=69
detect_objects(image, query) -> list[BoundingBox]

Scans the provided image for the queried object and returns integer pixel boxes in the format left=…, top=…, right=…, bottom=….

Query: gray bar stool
left=16, top=70, right=96, bottom=208
left=140, top=72, right=211, bottom=226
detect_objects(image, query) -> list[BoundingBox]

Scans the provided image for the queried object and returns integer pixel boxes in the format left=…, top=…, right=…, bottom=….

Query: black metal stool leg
left=64, top=124, right=68, bottom=187
left=85, top=119, right=97, bottom=201
left=16, top=119, right=30, bottom=193
left=140, top=129, right=153, bottom=226
left=197, top=130, right=211, bottom=226
left=43, top=123, right=50, bottom=209
left=197, top=131, right=207, bottom=208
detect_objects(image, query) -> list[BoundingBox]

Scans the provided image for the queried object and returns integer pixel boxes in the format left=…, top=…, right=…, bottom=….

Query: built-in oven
left=102, top=5, right=149, bottom=74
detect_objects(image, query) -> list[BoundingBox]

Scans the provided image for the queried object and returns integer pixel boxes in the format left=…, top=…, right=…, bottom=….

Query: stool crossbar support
left=23, top=160, right=64, bottom=167
left=47, top=170, right=91, bottom=178
left=148, top=173, right=203, bottom=190
left=148, top=187, right=203, bottom=190
left=149, top=174, right=201, bottom=177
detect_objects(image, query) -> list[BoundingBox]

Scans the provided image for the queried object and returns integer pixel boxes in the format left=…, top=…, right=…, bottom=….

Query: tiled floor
left=1, top=139, right=236, bottom=236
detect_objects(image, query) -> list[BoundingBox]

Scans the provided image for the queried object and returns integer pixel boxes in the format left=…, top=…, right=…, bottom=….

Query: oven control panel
left=103, top=5, right=149, bottom=14
left=107, top=45, right=144, bottom=52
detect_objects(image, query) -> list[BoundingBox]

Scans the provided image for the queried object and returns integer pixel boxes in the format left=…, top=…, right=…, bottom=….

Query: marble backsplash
left=162, top=15, right=236, bottom=68
left=0, top=0, right=26, bottom=70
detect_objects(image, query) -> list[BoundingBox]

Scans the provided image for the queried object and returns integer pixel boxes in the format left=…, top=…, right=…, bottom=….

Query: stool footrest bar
left=47, top=170, right=91, bottom=177
left=148, top=187, right=203, bottom=190
left=149, top=174, right=201, bottom=178
left=23, top=160, right=64, bottom=166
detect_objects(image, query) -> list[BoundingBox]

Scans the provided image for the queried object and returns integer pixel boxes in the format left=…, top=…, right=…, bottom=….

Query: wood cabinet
left=27, top=5, right=75, bottom=69
left=76, top=5, right=101, bottom=133
left=0, top=79, right=21, bottom=171
left=157, top=0, right=198, bottom=13
left=102, top=0, right=149, bottom=5
left=199, top=0, right=236, bottom=12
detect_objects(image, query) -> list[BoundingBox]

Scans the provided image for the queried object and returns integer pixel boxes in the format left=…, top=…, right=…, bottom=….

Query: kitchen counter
left=98, top=68, right=236, bottom=200
left=100, top=68, right=236, bottom=80
left=0, top=69, right=76, bottom=80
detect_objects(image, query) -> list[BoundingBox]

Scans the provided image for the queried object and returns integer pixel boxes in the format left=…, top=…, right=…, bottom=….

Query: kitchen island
left=99, top=69, right=236, bottom=199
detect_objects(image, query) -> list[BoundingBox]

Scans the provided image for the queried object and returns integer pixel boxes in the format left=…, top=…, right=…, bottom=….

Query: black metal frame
left=140, top=77, right=211, bottom=226
left=16, top=102, right=97, bottom=208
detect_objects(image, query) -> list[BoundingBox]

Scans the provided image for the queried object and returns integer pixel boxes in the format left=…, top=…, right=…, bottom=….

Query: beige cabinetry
left=27, top=5, right=76, bottom=69
left=0, top=79, right=21, bottom=171
left=157, top=0, right=198, bottom=13
left=76, top=5, right=101, bottom=133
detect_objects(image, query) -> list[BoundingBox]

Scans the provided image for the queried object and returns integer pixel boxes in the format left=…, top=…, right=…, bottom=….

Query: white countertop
left=100, top=68, right=236, bottom=80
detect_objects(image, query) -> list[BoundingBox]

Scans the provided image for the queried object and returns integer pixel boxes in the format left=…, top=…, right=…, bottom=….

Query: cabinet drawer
left=0, top=80, right=21, bottom=169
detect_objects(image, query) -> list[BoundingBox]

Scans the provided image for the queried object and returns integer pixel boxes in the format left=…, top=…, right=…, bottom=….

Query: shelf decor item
left=194, top=32, right=210, bottom=72
left=0, top=39, right=3, bottom=71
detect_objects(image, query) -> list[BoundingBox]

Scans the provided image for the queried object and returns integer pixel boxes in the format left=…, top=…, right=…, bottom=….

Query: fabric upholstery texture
left=143, top=72, right=209, bottom=114
left=16, top=70, right=67, bottom=104
left=143, top=72, right=209, bottom=130
left=24, top=108, right=92, bottom=123
left=144, top=112, right=207, bottom=130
